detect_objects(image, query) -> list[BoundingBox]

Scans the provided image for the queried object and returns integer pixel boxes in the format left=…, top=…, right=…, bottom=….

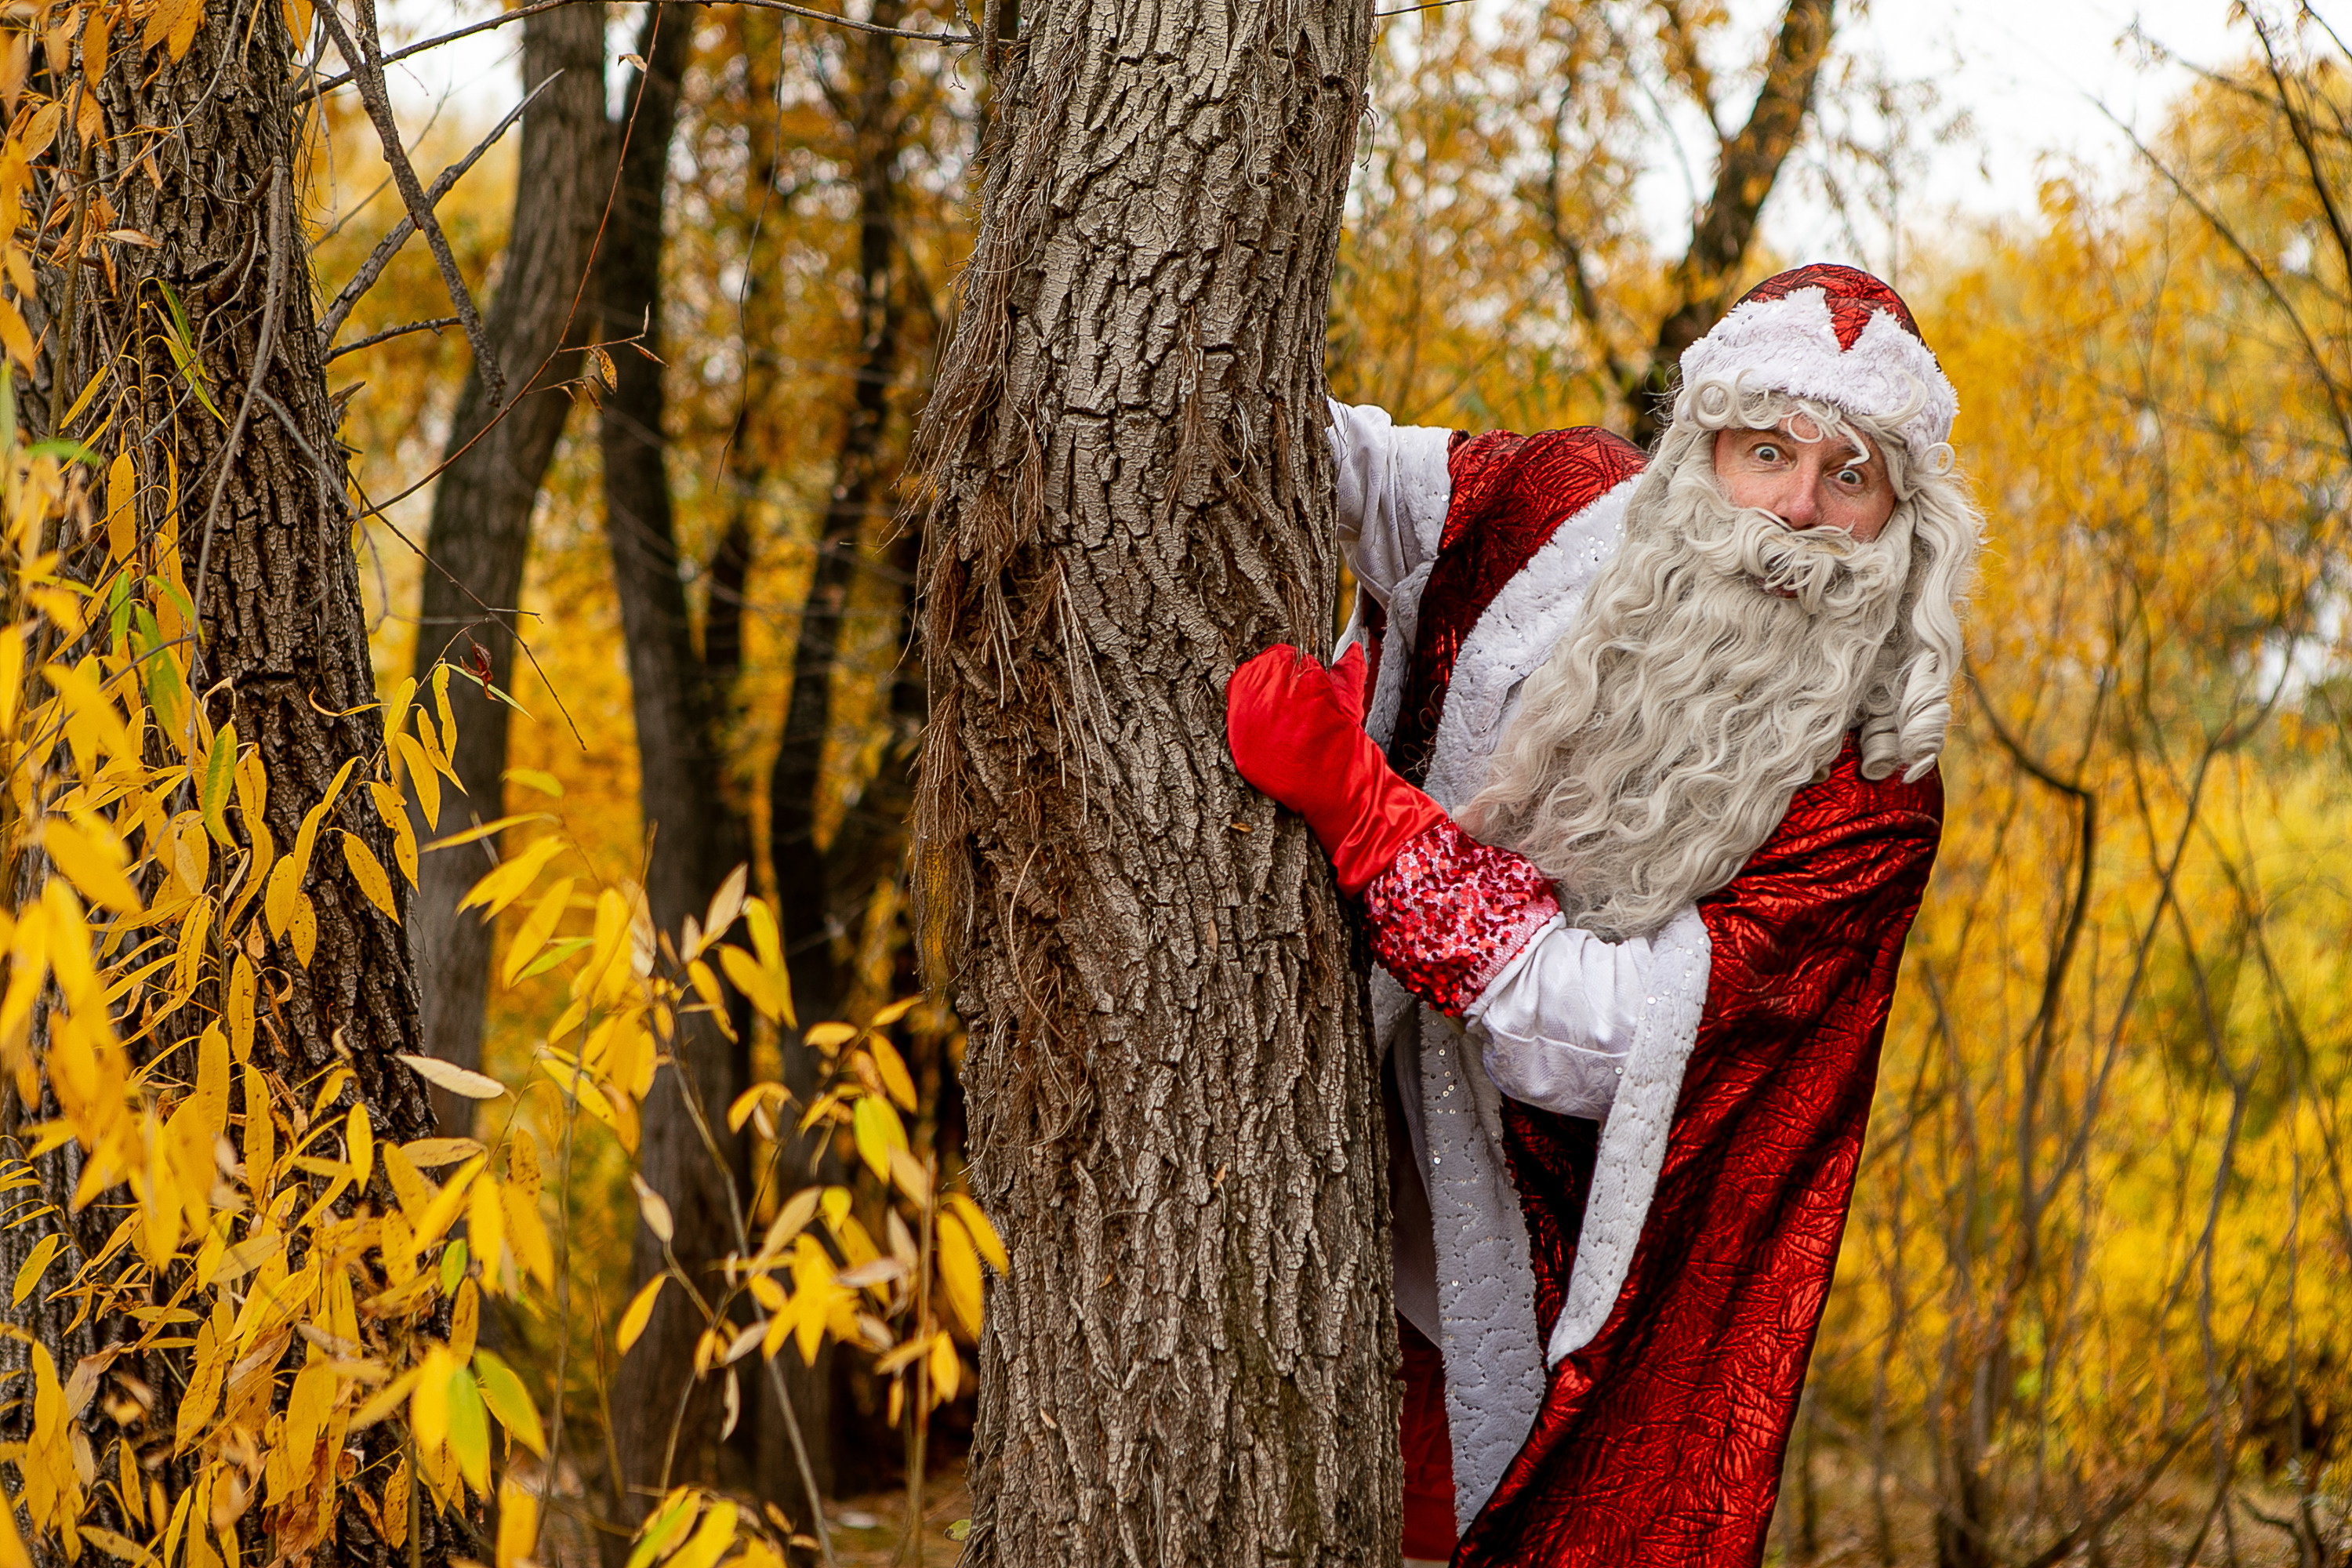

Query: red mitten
left=1225, top=643, right=1446, bottom=895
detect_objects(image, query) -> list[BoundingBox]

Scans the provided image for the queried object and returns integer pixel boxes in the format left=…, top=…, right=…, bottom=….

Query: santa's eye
left=1749, top=441, right=1785, bottom=463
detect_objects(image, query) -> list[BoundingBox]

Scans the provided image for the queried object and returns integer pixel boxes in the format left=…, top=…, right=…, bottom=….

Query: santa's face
left=1711, top=415, right=1896, bottom=541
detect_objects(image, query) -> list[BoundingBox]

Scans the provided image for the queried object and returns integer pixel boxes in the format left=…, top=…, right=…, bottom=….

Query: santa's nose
left=1771, top=470, right=1824, bottom=527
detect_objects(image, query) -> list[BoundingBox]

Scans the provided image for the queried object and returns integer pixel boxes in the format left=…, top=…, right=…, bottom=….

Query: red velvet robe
left=1384, top=428, right=1943, bottom=1566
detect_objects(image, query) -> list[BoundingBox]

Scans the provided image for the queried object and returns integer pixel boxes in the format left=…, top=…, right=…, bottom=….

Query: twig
left=190, top=161, right=292, bottom=658
left=316, top=72, right=558, bottom=346
left=315, top=0, right=507, bottom=405
left=1374, top=0, right=1472, bottom=15
left=326, top=315, right=462, bottom=361
left=307, top=0, right=975, bottom=93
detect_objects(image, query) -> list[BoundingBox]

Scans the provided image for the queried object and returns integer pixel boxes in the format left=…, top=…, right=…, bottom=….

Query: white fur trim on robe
left=1331, top=407, right=1719, bottom=1527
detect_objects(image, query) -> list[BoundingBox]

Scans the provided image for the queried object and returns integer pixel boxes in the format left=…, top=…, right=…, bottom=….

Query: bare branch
left=316, top=0, right=507, bottom=405
left=309, top=0, right=976, bottom=93
left=326, top=315, right=462, bottom=361
left=316, top=73, right=554, bottom=347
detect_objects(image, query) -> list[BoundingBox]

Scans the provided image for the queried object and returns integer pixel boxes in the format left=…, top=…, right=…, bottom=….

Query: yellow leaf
left=616, top=1276, right=665, bottom=1356
left=630, top=1174, right=674, bottom=1246
left=495, top=1475, right=538, bottom=1567
left=410, top=1156, right=485, bottom=1257
left=381, top=677, right=419, bottom=760
left=929, top=1331, right=960, bottom=1406
left=851, top=1096, right=906, bottom=1184
left=263, top=856, right=300, bottom=938
left=457, top=837, right=564, bottom=920
left=105, top=450, right=136, bottom=563
left=393, top=731, right=441, bottom=829
left=717, top=945, right=791, bottom=1026
left=397, top=1053, right=506, bottom=1101
left=378, top=1140, right=433, bottom=1221
left=173, top=1319, right=224, bottom=1452
left=501, top=877, right=573, bottom=989
left=869, top=1036, right=918, bottom=1112
left=500, top=1179, right=553, bottom=1290
left=38, top=818, right=140, bottom=913
left=409, top=1346, right=454, bottom=1455
left=340, top=832, right=398, bottom=921
left=504, top=767, right=562, bottom=799
left=935, top=1213, right=984, bottom=1340
left=346, top=1105, right=373, bottom=1188
left=399, top=1137, right=485, bottom=1170
left=290, top=892, right=318, bottom=966
left=368, top=781, right=419, bottom=887
left=11, top=1232, right=58, bottom=1306
left=225, top=954, right=257, bottom=1063
left=0, top=293, right=34, bottom=372
left=467, top=1174, right=507, bottom=1293
left=946, top=1194, right=1007, bottom=1273
left=666, top=1502, right=738, bottom=1568
left=348, top=1367, right=421, bottom=1432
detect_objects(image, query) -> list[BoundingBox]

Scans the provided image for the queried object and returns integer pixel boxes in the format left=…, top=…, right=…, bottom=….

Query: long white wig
left=1461, top=382, right=1982, bottom=939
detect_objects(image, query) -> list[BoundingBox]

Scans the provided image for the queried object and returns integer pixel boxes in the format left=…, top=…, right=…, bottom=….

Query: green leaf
left=445, top=1363, right=490, bottom=1493
left=471, top=1348, right=546, bottom=1457
left=199, top=724, right=237, bottom=846
left=438, top=1236, right=470, bottom=1296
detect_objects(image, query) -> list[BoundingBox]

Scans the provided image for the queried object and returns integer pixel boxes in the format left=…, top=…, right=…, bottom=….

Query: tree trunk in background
left=1623, top=0, right=1835, bottom=448
left=5, top=1, right=448, bottom=1560
left=407, top=4, right=611, bottom=1133
left=908, top=3, right=1392, bottom=1564
left=763, top=0, right=915, bottom=1507
left=597, top=5, right=764, bottom=1544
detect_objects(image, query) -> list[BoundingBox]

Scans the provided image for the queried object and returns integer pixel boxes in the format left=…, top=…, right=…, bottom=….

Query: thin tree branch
left=308, top=0, right=975, bottom=92
left=326, top=315, right=462, bottom=361
left=315, top=71, right=557, bottom=346
left=315, top=0, right=507, bottom=405
left=191, top=161, right=291, bottom=649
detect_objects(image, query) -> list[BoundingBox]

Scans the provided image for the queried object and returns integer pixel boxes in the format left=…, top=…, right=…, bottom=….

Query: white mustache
left=1684, top=503, right=1910, bottom=619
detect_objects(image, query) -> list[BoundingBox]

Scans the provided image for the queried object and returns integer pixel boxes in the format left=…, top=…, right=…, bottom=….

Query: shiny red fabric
left=1226, top=643, right=1446, bottom=895
left=1387, top=427, right=1644, bottom=785
left=1399, top=1316, right=1461, bottom=1559
left=1453, top=741, right=1942, bottom=1567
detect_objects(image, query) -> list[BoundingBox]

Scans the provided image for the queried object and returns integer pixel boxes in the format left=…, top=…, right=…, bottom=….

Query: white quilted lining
left=1340, top=423, right=1719, bottom=1526
left=1544, top=903, right=1710, bottom=1363
left=1380, top=470, right=1716, bottom=1526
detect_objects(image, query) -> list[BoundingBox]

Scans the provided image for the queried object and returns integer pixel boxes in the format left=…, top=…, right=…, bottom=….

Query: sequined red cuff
left=1363, top=818, right=1561, bottom=1017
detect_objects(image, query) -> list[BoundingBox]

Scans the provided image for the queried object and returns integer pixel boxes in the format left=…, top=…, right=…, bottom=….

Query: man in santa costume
left=1227, top=264, right=1982, bottom=1566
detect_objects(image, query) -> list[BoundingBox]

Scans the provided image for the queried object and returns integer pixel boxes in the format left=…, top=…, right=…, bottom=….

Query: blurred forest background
left=309, top=0, right=2352, bottom=1562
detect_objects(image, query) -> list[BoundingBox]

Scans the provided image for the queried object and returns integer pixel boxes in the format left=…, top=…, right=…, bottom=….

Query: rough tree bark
left=595, top=4, right=769, bottom=1543
left=908, top=4, right=1393, bottom=1564
left=2, top=0, right=455, bottom=1560
left=405, top=3, right=610, bottom=1132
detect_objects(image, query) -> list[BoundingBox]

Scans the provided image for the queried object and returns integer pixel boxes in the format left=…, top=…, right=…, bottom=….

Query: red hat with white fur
left=1676, top=263, right=1957, bottom=458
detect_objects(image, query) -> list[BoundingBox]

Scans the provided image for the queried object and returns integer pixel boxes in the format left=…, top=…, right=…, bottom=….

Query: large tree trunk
left=596, top=5, right=764, bottom=1544
left=3, top=0, right=451, bottom=1561
left=406, top=3, right=611, bottom=1132
left=908, top=5, right=1393, bottom=1565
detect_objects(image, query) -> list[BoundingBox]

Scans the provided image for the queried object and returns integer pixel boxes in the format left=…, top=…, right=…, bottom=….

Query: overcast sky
left=1748, top=1, right=2259, bottom=262
left=375, top=1, right=2281, bottom=260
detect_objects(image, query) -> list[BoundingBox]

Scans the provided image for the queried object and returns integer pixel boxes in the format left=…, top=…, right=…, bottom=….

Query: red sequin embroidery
left=1362, top=818, right=1560, bottom=1017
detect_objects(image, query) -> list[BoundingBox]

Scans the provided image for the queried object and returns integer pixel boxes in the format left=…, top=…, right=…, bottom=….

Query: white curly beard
left=1459, top=434, right=1929, bottom=940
